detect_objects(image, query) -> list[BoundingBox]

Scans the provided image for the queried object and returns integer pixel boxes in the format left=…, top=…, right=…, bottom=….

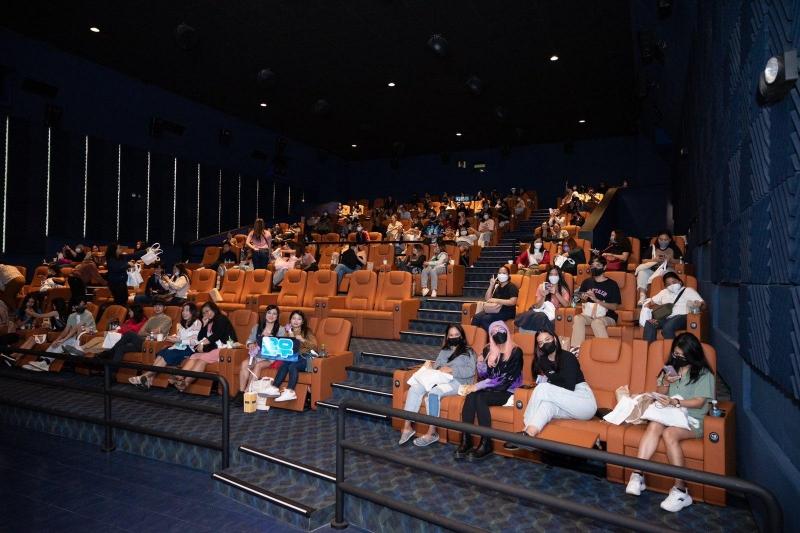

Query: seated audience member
left=507, top=331, right=595, bottom=449
left=643, top=272, right=704, bottom=342
left=543, top=222, right=569, bottom=241
left=261, top=310, right=318, bottom=402
left=172, top=301, right=235, bottom=392
left=547, top=208, right=566, bottom=227
left=514, top=196, right=526, bottom=217
left=354, top=222, right=371, bottom=243
left=129, top=303, right=201, bottom=389
left=61, top=243, right=87, bottom=263
left=456, top=321, right=523, bottom=461
left=471, top=266, right=519, bottom=331
left=625, top=333, right=715, bottom=513
left=636, top=230, right=684, bottom=305
left=15, top=294, right=46, bottom=329
left=420, top=241, right=449, bottom=298
left=334, top=244, right=367, bottom=287
left=133, top=263, right=169, bottom=304
left=554, top=237, right=586, bottom=276
left=403, top=219, right=423, bottom=242
left=399, top=324, right=477, bottom=447
left=423, top=218, right=444, bottom=239
left=68, top=254, right=107, bottom=306
left=99, top=301, right=172, bottom=369
left=315, top=211, right=333, bottom=234
left=495, top=202, right=512, bottom=228
left=273, top=245, right=301, bottom=288
left=477, top=212, right=495, bottom=247
left=159, top=263, right=191, bottom=306
left=514, top=238, right=550, bottom=275
left=514, top=266, right=571, bottom=334
left=298, top=245, right=318, bottom=272
left=23, top=297, right=97, bottom=372
left=3, top=298, right=68, bottom=366
left=569, top=256, right=621, bottom=351
left=398, top=244, right=426, bottom=274
left=385, top=215, right=404, bottom=242
left=598, top=229, right=632, bottom=271
left=213, top=241, right=239, bottom=278
left=38, top=267, right=65, bottom=292
left=236, top=305, right=286, bottom=404
left=0, top=264, right=25, bottom=310
left=569, top=211, right=585, bottom=226
left=69, top=304, right=148, bottom=355
left=246, top=218, right=272, bottom=269
left=398, top=205, right=412, bottom=220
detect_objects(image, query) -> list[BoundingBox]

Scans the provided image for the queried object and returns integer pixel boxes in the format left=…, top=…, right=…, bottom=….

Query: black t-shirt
left=340, top=248, right=363, bottom=270
left=492, top=282, right=520, bottom=315
left=579, top=277, right=621, bottom=322
left=534, top=350, right=586, bottom=391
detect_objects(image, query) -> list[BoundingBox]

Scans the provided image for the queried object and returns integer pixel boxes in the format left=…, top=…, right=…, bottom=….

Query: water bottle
left=320, top=343, right=328, bottom=358
left=710, top=400, right=722, bottom=417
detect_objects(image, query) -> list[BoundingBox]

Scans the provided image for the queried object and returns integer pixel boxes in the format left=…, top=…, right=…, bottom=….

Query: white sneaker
left=660, top=487, right=693, bottom=512
left=262, top=385, right=281, bottom=397
left=128, top=376, right=142, bottom=386
left=421, top=288, right=430, bottom=297
left=430, top=290, right=437, bottom=298
left=24, top=359, right=50, bottom=372
left=637, top=295, right=646, bottom=306
left=274, top=389, right=297, bottom=402
left=625, top=472, right=646, bottom=496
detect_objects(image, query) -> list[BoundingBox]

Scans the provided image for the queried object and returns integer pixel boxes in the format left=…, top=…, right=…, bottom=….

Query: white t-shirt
left=651, top=287, right=703, bottom=317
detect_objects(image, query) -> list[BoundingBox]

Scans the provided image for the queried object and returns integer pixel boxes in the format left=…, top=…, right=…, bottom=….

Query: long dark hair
left=180, top=302, right=199, bottom=328
left=532, top=330, right=564, bottom=377
left=663, top=333, right=712, bottom=384
left=202, top=300, right=221, bottom=320
left=258, top=304, right=281, bottom=337
left=51, top=297, right=68, bottom=321
left=288, top=309, right=310, bottom=337
left=173, top=263, right=190, bottom=280
left=544, top=266, right=570, bottom=301
left=105, top=242, right=120, bottom=262
left=129, top=304, right=145, bottom=323
left=441, top=323, right=470, bottom=363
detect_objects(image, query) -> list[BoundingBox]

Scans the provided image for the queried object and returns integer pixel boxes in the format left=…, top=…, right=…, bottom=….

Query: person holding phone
left=471, top=266, right=519, bottom=331
left=235, top=305, right=286, bottom=404
left=635, top=231, right=684, bottom=305
left=514, top=267, right=571, bottom=334
left=569, top=256, right=621, bottom=352
left=261, top=310, right=317, bottom=402
left=625, top=333, right=715, bottom=512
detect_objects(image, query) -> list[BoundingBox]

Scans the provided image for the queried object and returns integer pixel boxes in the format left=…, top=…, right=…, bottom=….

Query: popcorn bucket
left=243, top=391, right=257, bottom=413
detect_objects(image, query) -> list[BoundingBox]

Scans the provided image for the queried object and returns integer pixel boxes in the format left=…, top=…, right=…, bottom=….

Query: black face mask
left=540, top=341, right=556, bottom=355
left=447, top=337, right=462, bottom=347
left=492, top=332, right=508, bottom=345
left=591, top=267, right=604, bottom=277
left=75, top=305, right=86, bottom=314
left=670, top=356, right=689, bottom=368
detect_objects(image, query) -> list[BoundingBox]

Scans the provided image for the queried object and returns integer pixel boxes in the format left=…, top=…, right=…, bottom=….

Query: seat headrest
left=386, top=271, right=406, bottom=285
left=587, top=338, right=623, bottom=363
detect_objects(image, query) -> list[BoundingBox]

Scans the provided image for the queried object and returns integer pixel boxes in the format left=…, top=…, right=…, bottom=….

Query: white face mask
left=658, top=240, right=670, bottom=250
left=497, top=273, right=509, bottom=283
left=533, top=242, right=542, bottom=250
left=667, top=283, right=682, bottom=294
left=548, top=275, right=559, bottom=285
left=356, top=226, right=363, bottom=232
left=484, top=214, right=490, bottom=220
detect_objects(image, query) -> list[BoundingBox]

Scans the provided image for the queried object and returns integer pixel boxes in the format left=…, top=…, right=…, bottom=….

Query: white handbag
left=127, top=263, right=144, bottom=288
left=102, top=331, right=123, bottom=349
left=640, top=395, right=694, bottom=430
left=141, top=243, right=162, bottom=265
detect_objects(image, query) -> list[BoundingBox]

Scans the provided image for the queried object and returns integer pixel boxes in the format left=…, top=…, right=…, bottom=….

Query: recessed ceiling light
left=351, top=144, right=358, bottom=148
left=259, top=102, right=267, bottom=107
left=578, top=119, right=586, bottom=124
left=387, top=82, right=396, bottom=87
left=550, top=55, right=559, bottom=61
left=456, top=132, right=462, bottom=136
left=89, top=27, right=100, bottom=33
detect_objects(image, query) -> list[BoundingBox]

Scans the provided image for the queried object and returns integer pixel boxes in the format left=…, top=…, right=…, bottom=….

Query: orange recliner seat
left=562, top=271, right=637, bottom=342
left=217, top=269, right=273, bottom=312
left=200, top=246, right=221, bottom=267
left=216, top=269, right=247, bottom=313
left=627, top=236, right=641, bottom=272
left=117, top=305, right=182, bottom=384
left=325, top=270, right=378, bottom=336
left=187, top=268, right=217, bottom=303
left=367, top=243, right=395, bottom=269
left=260, top=269, right=307, bottom=318
left=637, top=273, right=708, bottom=341
left=355, top=271, right=419, bottom=340
left=460, top=272, right=532, bottom=327
left=620, top=340, right=734, bottom=506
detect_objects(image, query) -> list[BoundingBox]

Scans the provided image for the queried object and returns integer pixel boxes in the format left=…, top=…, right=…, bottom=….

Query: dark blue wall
left=669, top=1, right=800, bottom=528
left=346, top=134, right=670, bottom=211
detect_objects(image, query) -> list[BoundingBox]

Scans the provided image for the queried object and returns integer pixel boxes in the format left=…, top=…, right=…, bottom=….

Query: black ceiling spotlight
left=466, top=75, right=483, bottom=96
left=427, top=34, right=449, bottom=57
left=256, top=68, right=277, bottom=88
left=175, top=23, right=199, bottom=50
left=312, top=99, right=331, bottom=116
left=758, top=49, right=798, bottom=104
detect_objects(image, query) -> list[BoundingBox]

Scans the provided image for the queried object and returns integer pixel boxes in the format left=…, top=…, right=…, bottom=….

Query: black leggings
left=108, top=281, right=129, bottom=306
left=461, top=390, right=512, bottom=427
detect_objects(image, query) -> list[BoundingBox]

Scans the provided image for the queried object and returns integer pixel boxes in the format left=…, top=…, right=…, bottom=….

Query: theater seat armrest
left=325, top=296, right=347, bottom=310
left=512, top=386, right=536, bottom=432
left=462, top=302, right=478, bottom=325
left=395, top=298, right=421, bottom=316
left=219, top=347, right=248, bottom=365
left=703, top=401, right=736, bottom=476
left=312, top=351, right=353, bottom=374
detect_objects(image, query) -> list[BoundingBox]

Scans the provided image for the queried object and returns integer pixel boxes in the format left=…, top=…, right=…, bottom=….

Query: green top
left=659, top=368, right=715, bottom=433
left=67, top=310, right=96, bottom=330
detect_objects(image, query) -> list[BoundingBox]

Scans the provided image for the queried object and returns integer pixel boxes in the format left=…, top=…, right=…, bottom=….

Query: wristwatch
left=673, top=399, right=681, bottom=408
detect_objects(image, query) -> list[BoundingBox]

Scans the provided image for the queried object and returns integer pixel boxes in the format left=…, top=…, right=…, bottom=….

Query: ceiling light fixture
left=259, top=102, right=268, bottom=108
left=351, top=144, right=358, bottom=148
left=758, top=49, right=798, bottom=104
left=387, top=82, right=396, bottom=87
left=89, top=27, right=100, bottom=33
left=550, top=55, right=559, bottom=61
left=456, top=132, right=462, bottom=137
left=578, top=119, right=586, bottom=124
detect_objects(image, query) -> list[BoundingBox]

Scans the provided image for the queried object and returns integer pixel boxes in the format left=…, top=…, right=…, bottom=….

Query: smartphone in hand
left=663, top=365, right=679, bottom=378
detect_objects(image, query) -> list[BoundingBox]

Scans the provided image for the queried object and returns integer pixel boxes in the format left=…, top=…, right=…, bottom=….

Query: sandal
left=174, top=379, right=188, bottom=392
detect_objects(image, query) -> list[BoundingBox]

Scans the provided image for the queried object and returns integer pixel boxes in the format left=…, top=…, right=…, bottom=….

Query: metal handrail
left=0, top=346, right=231, bottom=468
left=331, top=399, right=782, bottom=533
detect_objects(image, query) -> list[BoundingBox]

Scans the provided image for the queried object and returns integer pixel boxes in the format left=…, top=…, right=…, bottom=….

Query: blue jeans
left=273, top=355, right=308, bottom=390
left=252, top=250, right=269, bottom=269
left=334, top=264, right=359, bottom=287
left=643, top=314, right=687, bottom=342
left=403, top=382, right=459, bottom=417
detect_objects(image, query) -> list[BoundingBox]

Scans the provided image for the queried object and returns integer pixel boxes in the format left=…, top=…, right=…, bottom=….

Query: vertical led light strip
left=82, top=136, right=88, bottom=238
left=1, top=116, right=9, bottom=253
left=172, top=158, right=177, bottom=244
left=302, top=190, right=305, bottom=204
left=145, top=151, right=151, bottom=242
left=195, top=163, right=201, bottom=240
left=115, top=144, right=121, bottom=240
left=272, top=181, right=276, bottom=219
left=237, top=174, right=241, bottom=227
left=256, top=179, right=260, bottom=218
left=44, top=127, right=52, bottom=236
left=217, top=169, right=222, bottom=233
left=287, top=185, right=291, bottom=215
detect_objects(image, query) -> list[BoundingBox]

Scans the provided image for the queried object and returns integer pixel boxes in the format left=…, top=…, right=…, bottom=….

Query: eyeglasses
left=671, top=351, right=685, bottom=359
left=536, top=337, right=554, bottom=346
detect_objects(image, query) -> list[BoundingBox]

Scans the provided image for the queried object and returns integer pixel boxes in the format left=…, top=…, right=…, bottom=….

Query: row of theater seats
left=463, top=269, right=708, bottom=342
left=391, top=335, right=734, bottom=506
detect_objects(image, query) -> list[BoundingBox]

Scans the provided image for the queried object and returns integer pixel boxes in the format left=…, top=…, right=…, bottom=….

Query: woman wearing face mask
left=642, top=272, right=704, bottom=342
left=635, top=231, right=685, bottom=305
left=471, top=266, right=519, bottom=331
left=555, top=237, right=586, bottom=276
left=514, top=267, right=572, bottom=334
left=514, top=239, right=550, bottom=275
left=354, top=222, right=371, bottom=243
left=159, top=263, right=191, bottom=306
left=456, top=321, right=523, bottom=461
left=599, top=229, right=632, bottom=271
left=399, top=324, right=477, bottom=447
left=477, top=212, right=495, bottom=247
left=626, top=333, right=715, bottom=513
left=506, top=331, right=595, bottom=450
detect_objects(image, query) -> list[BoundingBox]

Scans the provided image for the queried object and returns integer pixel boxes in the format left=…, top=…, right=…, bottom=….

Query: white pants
left=523, top=382, right=597, bottom=430
left=478, top=231, right=493, bottom=247
left=403, top=382, right=459, bottom=418
left=635, top=262, right=659, bottom=291
left=421, top=265, right=447, bottom=290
